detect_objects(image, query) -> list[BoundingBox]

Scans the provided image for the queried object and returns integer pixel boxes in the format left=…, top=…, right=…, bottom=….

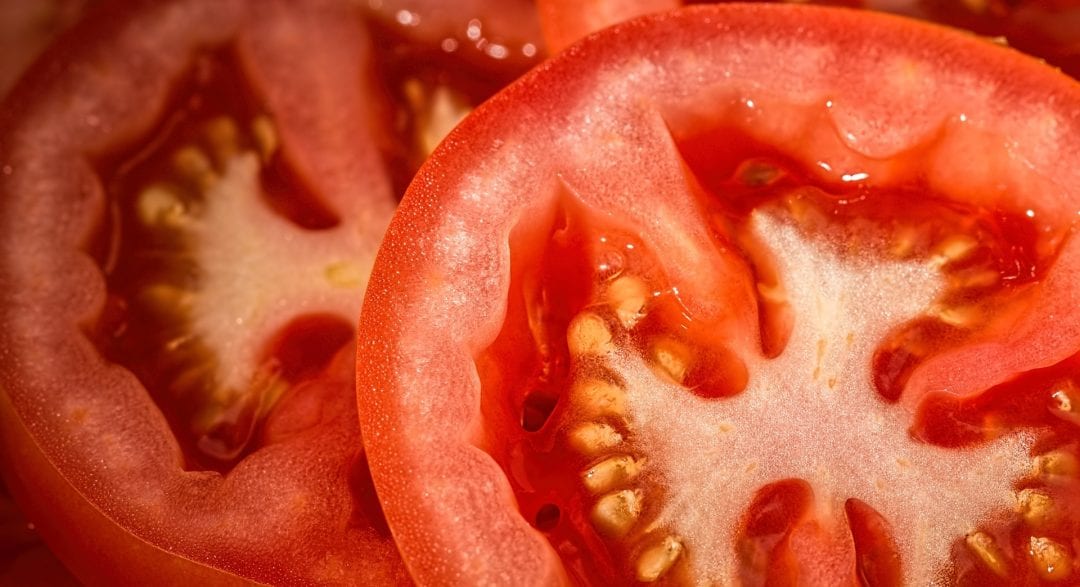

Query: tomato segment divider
left=0, top=0, right=409, bottom=583
left=356, top=4, right=1080, bottom=585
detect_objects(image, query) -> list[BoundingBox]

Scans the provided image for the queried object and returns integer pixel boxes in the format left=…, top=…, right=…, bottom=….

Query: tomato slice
left=356, top=4, right=1080, bottom=585
left=0, top=0, right=407, bottom=583
left=536, top=0, right=679, bottom=53
left=0, top=0, right=87, bottom=98
left=875, top=0, right=1080, bottom=79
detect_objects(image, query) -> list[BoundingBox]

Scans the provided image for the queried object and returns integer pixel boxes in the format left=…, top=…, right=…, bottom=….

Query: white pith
left=189, top=152, right=377, bottom=393
left=614, top=211, right=1035, bottom=584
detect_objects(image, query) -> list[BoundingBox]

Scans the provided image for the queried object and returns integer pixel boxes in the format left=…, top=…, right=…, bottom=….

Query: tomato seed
left=566, top=312, right=613, bottom=357
left=1032, top=450, right=1080, bottom=479
left=1028, top=536, right=1074, bottom=582
left=929, top=234, right=980, bottom=267
left=649, top=338, right=690, bottom=384
left=635, top=535, right=683, bottom=582
left=136, top=184, right=189, bottom=228
left=591, top=489, right=643, bottom=538
left=582, top=455, right=642, bottom=494
left=572, top=379, right=627, bottom=419
left=250, top=114, right=278, bottom=162
left=1015, top=489, right=1056, bottom=528
left=965, top=531, right=1009, bottom=577
left=607, top=275, right=649, bottom=329
left=172, top=145, right=218, bottom=190
left=928, top=303, right=983, bottom=329
left=402, top=80, right=472, bottom=158
left=204, top=116, right=241, bottom=163
left=567, top=422, right=623, bottom=456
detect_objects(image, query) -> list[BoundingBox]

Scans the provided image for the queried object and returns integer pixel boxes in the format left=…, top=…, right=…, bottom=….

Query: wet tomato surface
left=356, top=4, right=1080, bottom=585
left=4, top=0, right=1080, bottom=584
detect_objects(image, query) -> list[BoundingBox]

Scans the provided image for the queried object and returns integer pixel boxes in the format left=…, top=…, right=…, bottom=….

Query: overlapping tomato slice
left=356, top=4, right=1080, bottom=585
left=0, top=0, right=407, bottom=583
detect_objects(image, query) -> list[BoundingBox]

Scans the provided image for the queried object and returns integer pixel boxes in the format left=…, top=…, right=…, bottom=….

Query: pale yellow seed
left=582, top=455, right=642, bottom=494
left=567, top=422, right=623, bottom=455
left=572, top=379, right=627, bottom=418
left=1033, top=451, right=1080, bottom=479
left=930, top=304, right=981, bottom=328
left=651, top=338, right=690, bottom=384
left=607, top=275, right=649, bottom=328
left=1015, top=489, right=1055, bottom=527
left=591, top=489, right=642, bottom=537
left=204, top=116, right=241, bottom=164
left=251, top=115, right=279, bottom=162
left=786, top=196, right=827, bottom=231
left=931, top=234, right=979, bottom=266
left=140, top=283, right=194, bottom=312
left=952, top=268, right=999, bottom=290
left=890, top=225, right=920, bottom=258
left=418, top=85, right=472, bottom=157
left=966, top=531, right=1008, bottom=577
left=1029, top=536, right=1074, bottom=582
left=636, top=535, right=684, bottom=582
left=402, top=78, right=425, bottom=109
left=137, top=184, right=188, bottom=227
left=567, top=313, right=613, bottom=357
left=1052, top=390, right=1073, bottom=413
left=172, top=146, right=217, bottom=189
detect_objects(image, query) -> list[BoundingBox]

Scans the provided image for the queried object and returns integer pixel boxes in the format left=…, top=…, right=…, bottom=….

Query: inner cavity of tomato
left=92, top=49, right=372, bottom=469
left=475, top=119, right=1080, bottom=583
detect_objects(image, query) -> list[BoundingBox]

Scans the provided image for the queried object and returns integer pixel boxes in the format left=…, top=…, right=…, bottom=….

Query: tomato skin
left=0, top=392, right=249, bottom=586
left=356, top=4, right=1080, bottom=585
left=0, top=0, right=407, bottom=584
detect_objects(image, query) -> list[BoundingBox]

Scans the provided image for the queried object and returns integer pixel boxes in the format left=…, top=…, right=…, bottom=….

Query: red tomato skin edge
left=0, top=392, right=248, bottom=586
left=356, top=4, right=1080, bottom=586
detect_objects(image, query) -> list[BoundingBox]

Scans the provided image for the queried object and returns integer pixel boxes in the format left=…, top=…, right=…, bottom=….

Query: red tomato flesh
left=357, top=4, right=1080, bottom=585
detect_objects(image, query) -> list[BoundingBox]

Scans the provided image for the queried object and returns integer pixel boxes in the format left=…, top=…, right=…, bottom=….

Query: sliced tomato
left=0, top=0, right=408, bottom=583
left=357, top=4, right=1080, bottom=585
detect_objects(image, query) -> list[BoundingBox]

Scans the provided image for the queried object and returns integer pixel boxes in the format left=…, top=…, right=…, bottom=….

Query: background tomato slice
left=0, top=0, right=409, bottom=583
left=357, top=4, right=1080, bottom=584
